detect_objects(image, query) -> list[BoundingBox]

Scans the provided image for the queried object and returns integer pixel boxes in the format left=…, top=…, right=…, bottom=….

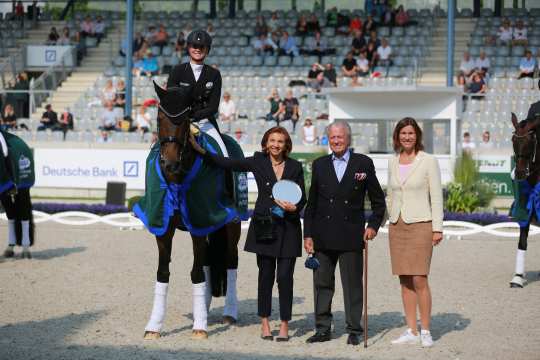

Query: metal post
left=125, top=0, right=134, bottom=119
left=447, top=0, right=455, bottom=87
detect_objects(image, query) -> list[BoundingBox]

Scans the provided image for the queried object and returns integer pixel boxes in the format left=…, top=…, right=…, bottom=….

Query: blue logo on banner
left=45, top=50, right=57, bottom=63
left=123, top=161, right=139, bottom=177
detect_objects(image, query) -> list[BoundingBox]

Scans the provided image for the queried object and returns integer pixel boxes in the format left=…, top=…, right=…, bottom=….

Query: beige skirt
left=389, top=216, right=433, bottom=275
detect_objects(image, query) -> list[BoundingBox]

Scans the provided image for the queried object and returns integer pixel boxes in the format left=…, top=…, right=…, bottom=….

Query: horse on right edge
left=509, top=112, right=540, bottom=288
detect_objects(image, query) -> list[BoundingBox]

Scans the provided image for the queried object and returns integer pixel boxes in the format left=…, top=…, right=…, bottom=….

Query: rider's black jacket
left=167, top=62, right=222, bottom=132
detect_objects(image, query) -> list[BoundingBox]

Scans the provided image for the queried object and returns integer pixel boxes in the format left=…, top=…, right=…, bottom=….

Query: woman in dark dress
left=190, top=126, right=306, bottom=341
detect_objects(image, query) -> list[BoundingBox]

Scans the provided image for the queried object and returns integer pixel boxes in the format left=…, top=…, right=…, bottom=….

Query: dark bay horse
left=510, top=112, right=540, bottom=288
left=140, top=82, right=241, bottom=339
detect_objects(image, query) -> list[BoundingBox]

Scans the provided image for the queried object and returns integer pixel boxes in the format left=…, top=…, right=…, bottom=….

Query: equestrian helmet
left=187, top=30, right=212, bottom=52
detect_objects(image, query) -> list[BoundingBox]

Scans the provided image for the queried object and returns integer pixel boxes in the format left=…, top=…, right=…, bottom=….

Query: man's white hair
left=327, top=120, right=352, bottom=143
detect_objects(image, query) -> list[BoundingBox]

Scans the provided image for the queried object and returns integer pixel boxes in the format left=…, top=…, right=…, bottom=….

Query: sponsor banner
left=26, top=45, right=75, bottom=67
left=34, top=149, right=148, bottom=189
left=476, top=155, right=513, bottom=196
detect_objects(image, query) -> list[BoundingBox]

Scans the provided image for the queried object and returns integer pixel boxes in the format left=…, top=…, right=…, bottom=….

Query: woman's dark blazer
left=204, top=151, right=306, bottom=258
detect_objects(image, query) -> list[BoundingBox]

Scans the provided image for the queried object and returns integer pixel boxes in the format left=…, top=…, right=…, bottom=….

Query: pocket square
left=354, top=172, right=367, bottom=181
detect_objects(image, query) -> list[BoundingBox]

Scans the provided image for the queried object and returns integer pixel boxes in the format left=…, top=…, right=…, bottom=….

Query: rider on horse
left=167, top=30, right=228, bottom=156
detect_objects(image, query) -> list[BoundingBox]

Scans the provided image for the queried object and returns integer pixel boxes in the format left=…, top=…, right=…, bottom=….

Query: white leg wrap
left=192, top=282, right=208, bottom=331
left=21, top=220, right=30, bottom=248
left=145, top=281, right=169, bottom=332
left=223, top=269, right=238, bottom=319
left=515, top=249, right=526, bottom=275
left=7, top=220, right=16, bottom=246
left=203, top=266, right=212, bottom=311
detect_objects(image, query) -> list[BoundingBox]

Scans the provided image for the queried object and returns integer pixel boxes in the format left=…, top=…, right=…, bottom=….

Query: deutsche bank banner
left=34, top=149, right=148, bottom=189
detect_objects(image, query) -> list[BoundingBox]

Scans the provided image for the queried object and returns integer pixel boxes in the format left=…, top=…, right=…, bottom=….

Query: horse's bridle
left=513, top=130, right=538, bottom=178
left=157, top=103, right=192, bottom=177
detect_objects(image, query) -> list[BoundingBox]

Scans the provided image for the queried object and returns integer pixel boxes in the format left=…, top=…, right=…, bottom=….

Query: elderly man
left=304, top=120, right=386, bottom=346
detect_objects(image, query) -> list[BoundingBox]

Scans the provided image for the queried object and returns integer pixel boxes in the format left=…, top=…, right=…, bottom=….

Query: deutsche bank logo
left=45, top=50, right=57, bottom=63
left=123, top=161, right=139, bottom=177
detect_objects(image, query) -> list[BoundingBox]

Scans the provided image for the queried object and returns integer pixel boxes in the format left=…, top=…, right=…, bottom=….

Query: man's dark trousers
left=314, top=249, right=363, bottom=335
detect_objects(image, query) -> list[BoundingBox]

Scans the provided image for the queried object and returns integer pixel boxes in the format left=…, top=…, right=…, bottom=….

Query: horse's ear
left=511, top=112, right=519, bottom=129
left=153, top=81, right=167, bottom=100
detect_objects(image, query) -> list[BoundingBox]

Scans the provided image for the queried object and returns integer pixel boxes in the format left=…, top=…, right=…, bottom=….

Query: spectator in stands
left=302, top=118, right=318, bottom=146
left=497, top=19, right=513, bottom=45
left=336, top=11, right=351, bottom=35
left=357, top=51, right=370, bottom=76
left=58, top=27, right=73, bottom=45
left=467, top=71, right=487, bottom=96
left=326, top=7, right=338, bottom=28
left=377, top=38, right=392, bottom=67
left=350, top=73, right=363, bottom=87
left=175, top=31, right=186, bottom=56
left=133, top=50, right=159, bottom=77
left=351, top=29, right=367, bottom=55
left=382, top=4, right=395, bottom=26
left=518, top=50, right=536, bottom=79
left=307, top=62, right=324, bottom=89
left=323, top=63, right=337, bottom=87
left=307, top=14, right=321, bottom=34
left=144, top=25, right=157, bottom=46
left=27, top=0, right=39, bottom=20
left=363, top=15, right=377, bottom=34
left=206, top=23, right=216, bottom=37
left=101, top=79, right=116, bottom=105
left=255, top=15, right=268, bottom=37
left=282, top=90, right=300, bottom=132
left=154, top=24, right=169, bottom=53
left=279, top=31, right=299, bottom=57
left=80, top=15, right=95, bottom=40
left=134, top=106, right=151, bottom=134
left=310, top=72, right=333, bottom=92
left=479, top=130, right=494, bottom=150
left=114, top=80, right=126, bottom=110
left=268, top=12, right=280, bottom=32
left=395, top=5, right=410, bottom=27
left=266, top=88, right=284, bottom=123
left=475, top=51, right=490, bottom=77
left=46, top=27, right=59, bottom=45
left=296, top=15, right=308, bottom=37
left=219, top=92, right=236, bottom=133
left=100, top=102, right=119, bottom=131
left=368, top=30, right=381, bottom=49
left=458, top=52, right=476, bottom=86
left=304, top=31, right=332, bottom=61
left=341, top=51, right=358, bottom=77
left=254, top=33, right=277, bottom=57
left=462, top=132, right=476, bottom=153
left=366, top=41, right=378, bottom=68
left=58, top=108, right=74, bottom=138
left=1, top=104, right=18, bottom=131
left=94, top=16, right=106, bottom=45
left=37, top=104, right=58, bottom=131
left=98, top=130, right=111, bottom=143
left=15, top=1, right=24, bottom=26
left=12, top=72, right=29, bottom=118
left=349, top=15, right=363, bottom=35
left=512, top=20, right=527, bottom=46
left=233, top=128, right=248, bottom=145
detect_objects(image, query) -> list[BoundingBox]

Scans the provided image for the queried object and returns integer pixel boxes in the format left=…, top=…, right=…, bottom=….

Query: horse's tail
left=208, top=226, right=228, bottom=297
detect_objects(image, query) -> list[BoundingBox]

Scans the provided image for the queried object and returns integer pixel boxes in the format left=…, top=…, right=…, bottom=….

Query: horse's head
left=512, top=112, right=540, bottom=180
left=154, top=81, right=195, bottom=180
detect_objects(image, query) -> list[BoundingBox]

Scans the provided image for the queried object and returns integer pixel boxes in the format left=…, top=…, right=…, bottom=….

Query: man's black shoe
left=306, top=331, right=331, bottom=343
left=347, top=333, right=360, bottom=346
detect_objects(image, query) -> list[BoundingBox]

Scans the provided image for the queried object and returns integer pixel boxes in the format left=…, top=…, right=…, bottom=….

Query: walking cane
left=363, top=239, right=368, bottom=348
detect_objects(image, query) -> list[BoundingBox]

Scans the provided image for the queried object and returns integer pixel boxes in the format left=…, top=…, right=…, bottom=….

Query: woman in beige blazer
left=387, top=117, right=443, bottom=348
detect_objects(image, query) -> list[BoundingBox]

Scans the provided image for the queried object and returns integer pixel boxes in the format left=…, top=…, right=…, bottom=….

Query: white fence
left=1, top=211, right=539, bottom=238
